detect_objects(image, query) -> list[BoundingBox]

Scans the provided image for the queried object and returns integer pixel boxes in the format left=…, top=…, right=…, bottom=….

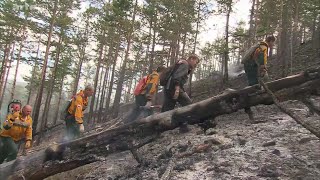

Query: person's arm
left=172, top=63, right=189, bottom=87
left=74, top=96, right=84, bottom=124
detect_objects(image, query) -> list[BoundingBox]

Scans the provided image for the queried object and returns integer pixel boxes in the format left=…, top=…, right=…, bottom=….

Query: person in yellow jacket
left=65, top=85, right=94, bottom=140
left=243, top=35, right=276, bottom=120
left=0, top=105, right=33, bottom=164
left=123, top=66, right=166, bottom=123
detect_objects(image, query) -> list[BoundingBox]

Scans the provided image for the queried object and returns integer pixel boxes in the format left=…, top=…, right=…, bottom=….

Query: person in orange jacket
left=123, top=66, right=166, bottom=123
left=65, top=85, right=94, bottom=140
left=0, top=105, right=33, bottom=164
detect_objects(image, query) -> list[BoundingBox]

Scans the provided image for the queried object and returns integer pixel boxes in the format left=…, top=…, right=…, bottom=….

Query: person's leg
left=2, top=137, right=18, bottom=162
left=161, top=90, right=177, bottom=112
left=244, top=63, right=258, bottom=120
left=0, top=137, right=8, bottom=164
left=177, top=91, right=192, bottom=107
left=123, top=95, right=146, bottom=123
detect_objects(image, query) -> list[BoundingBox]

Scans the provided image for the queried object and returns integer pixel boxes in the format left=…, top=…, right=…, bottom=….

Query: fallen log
left=1, top=68, right=319, bottom=180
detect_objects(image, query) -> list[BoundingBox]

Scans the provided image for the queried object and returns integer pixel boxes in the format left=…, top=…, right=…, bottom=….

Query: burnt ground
left=45, top=98, right=320, bottom=180
left=33, top=41, right=320, bottom=179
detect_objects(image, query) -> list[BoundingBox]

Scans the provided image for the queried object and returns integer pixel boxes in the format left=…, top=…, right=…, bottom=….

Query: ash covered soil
left=47, top=99, right=320, bottom=180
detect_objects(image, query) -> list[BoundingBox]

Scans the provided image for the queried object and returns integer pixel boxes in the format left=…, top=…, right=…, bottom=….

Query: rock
left=299, top=137, right=315, bottom=144
left=272, top=149, right=281, bottom=156
left=257, top=165, right=280, bottom=177
left=205, top=128, right=217, bottom=135
left=238, top=138, right=247, bottom=146
left=262, top=141, right=276, bottom=147
left=204, top=138, right=222, bottom=145
left=177, top=144, right=189, bottom=153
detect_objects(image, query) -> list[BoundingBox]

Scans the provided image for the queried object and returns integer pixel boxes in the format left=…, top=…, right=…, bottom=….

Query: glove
left=25, top=140, right=32, bottom=149
left=173, top=86, right=180, bottom=100
left=259, top=65, right=267, bottom=77
left=79, top=124, right=85, bottom=132
left=3, top=120, right=14, bottom=130
left=144, top=101, right=152, bottom=109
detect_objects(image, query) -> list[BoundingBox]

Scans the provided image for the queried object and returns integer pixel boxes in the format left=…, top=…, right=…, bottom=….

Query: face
left=189, top=58, right=199, bottom=69
left=85, top=88, right=94, bottom=97
left=11, top=104, right=21, bottom=112
left=22, top=106, right=32, bottom=116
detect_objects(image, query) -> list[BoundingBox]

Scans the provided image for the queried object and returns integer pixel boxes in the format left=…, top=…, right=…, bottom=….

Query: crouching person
left=0, top=105, right=33, bottom=164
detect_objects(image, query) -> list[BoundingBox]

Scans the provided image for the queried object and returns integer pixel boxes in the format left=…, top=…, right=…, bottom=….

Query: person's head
left=265, top=35, right=276, bottom=48
left=84, top=85, right=94, bottom=97
left=156, top=66, right=166, bottom=76
left=187, top=54, right=200, bottom=69
left=22, top=105, right=32, bottom=116
left=11, top=103, right=21, bottom=113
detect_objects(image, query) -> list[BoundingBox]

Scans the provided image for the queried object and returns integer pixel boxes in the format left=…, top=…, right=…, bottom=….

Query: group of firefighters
left=0, top=36, right=276, bottom=164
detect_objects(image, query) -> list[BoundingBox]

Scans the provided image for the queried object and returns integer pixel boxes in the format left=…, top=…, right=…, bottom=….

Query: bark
left=89, top=35, right=105, bottom=121
left=40, top=28, right=65, bottom=138
left=105, top=38, right=121, bottom=115
left=112, top=0, right=138, bottom=118
left=53, top=79, right=64, bottom=125
left=11, top=14, right=28, bottom=100
left=149, top=19, right=157, bottom=74
left=0, top=43, right=15, bottom=109
left=1, top=68, right=319, bottom=180
left=279, top=0, right=289, bottom=78
left=0, top=44, right=10, bottom=102
left=224, top=3, right=232, bottom=83
left=27, top=38, right=41, bottom=105
left=247, top=0, right=256, bottom=48
left=98, top=66, right=109, bottom=122
left=32, top=0, right=58, bottom=135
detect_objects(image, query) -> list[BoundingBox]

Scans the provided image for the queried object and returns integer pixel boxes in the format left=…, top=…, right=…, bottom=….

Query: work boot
left=245, top=108, right=254, bottom=121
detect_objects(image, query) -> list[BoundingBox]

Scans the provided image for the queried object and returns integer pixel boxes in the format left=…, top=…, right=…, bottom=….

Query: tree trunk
left=98, top=66, right=109, bottom=122
left=27, top=38, right=41, bottom=105
left=112, top=0, right=138, bottom=118
left=292, top=0, right=300, bottom=46
left=248, top=0, right=256, bottom=48
left=53, top=79, right=64, bottom=125
left=1, top=68, right=320, bottom=180
left=0, top=44, right=10, bottom=102
left=39, top=28, right=64, bottom=141
left=89, top=35, right=105, bottom=122
left=11, top=14, right=28, bottom=100
left=0, top=43, right=15, bottom=109
left=32, top=0, right=58, bottom=135
left=105, top=38, right=121, bottom=115
left=149, top=19, right=157, bottom=74
left=224, top=3, right=232, bottom=83
left=279, top=0, right=289, bottom=78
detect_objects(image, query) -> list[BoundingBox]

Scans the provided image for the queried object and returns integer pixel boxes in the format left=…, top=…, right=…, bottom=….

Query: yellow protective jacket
left=141, top=71, right=160, bottom=100
left=253, top=41, right=269, bottom=65
left=67, top=90, right=88, bottom=124
left=0, top=112, right=33, bottom=142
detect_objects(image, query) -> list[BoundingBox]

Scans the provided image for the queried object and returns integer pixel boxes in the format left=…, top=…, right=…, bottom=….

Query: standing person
left=123, top=66, right=166, bottom=123
left=242, top=35, right=276, bottom=120
left=0, top=105, right=33, bottom=164
left=161, top=55, right=200, bottom=112
left=64, top=85, right=94, bottom=140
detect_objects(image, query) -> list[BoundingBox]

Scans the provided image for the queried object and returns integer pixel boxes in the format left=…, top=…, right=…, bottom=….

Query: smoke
left=228, top=63, right=245, bottom=78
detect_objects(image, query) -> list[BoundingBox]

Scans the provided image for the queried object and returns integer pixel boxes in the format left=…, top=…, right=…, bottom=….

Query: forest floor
left=25, top=42, right=320, bottom=180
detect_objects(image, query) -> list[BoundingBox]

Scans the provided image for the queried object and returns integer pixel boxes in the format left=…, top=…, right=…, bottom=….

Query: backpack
left=159, top=59, right=188, bottom=86
left=241, top=43, right=261, bottom=64
left=60, top=95, right=76, bottom=120
left=134, top=75, right=148, bottom=96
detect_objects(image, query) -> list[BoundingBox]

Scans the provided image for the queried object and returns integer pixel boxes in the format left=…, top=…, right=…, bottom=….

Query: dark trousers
left=64, top=116, right=80, bottom=141
left=123, top=94, right=153, bottom=123
left=0, top=136, right=19, bottom=164
left=244, top=62, right=259, bottom=113
left=161, top=89, right=192, bottom=112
